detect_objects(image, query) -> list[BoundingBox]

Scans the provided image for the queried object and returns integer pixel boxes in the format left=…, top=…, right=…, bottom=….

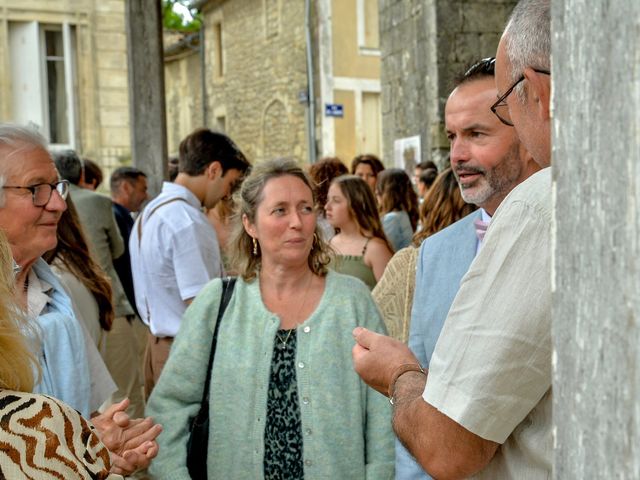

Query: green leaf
left=162, top=0, right=202, bottom=32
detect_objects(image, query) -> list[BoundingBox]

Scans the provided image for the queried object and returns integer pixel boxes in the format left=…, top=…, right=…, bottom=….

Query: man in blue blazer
left=395, top=58, right=541, bottom=478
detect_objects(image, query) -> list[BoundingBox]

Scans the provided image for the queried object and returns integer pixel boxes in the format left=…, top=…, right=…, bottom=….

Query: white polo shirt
left=130, top=182, right=224, bottom=337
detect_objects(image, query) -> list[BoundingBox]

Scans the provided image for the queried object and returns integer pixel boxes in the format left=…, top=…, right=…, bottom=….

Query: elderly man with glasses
left=0, top=124, right=161, bottom=475
left=352, top=0, right=552, bottom=478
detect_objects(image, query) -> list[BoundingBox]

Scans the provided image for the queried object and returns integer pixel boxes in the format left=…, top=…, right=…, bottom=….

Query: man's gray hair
left=53, top=149, right=83, bottom=185
left=0, top=124, right=50, bottom=204
left=504, top=0, right=551, bottom=84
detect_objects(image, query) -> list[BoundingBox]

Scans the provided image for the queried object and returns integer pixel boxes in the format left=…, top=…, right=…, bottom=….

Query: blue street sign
left=325, top=103, right=344, bottom=117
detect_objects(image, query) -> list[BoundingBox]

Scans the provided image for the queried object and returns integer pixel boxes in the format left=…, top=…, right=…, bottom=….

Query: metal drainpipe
left=304, top=0, right=317, bottom=164
left=199, top=26, right=208, bottom=126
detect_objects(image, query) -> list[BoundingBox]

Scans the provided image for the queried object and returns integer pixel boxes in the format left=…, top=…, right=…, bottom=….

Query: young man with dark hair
left=130, top=128, right=250, bottom=396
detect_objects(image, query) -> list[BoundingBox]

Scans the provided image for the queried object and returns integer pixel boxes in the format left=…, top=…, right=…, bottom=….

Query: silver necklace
left=275, top=273, right=313, bottom=349
left=276, top=329, right=295, bottom=349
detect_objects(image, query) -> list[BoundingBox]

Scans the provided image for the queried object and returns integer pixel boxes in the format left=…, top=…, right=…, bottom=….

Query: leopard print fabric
left=0, top=390, right=117, bottom=479
left=263, top=329, right=304, bottom=479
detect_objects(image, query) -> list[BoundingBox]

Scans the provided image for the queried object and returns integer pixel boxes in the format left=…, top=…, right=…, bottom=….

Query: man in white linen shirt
left=130, top=128, right=250, bottom=397
left=352, top=0, right=554, bottom=478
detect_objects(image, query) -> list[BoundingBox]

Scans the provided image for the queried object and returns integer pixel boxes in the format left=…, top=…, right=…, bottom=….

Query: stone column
left=552, top=0, right=640, bottom=477
left=125, top=0, right=167, bottom=196
left=379, top=0, right=515, bottom=168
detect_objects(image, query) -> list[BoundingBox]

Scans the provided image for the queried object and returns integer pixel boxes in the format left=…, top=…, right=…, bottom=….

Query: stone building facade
left=317, top=0, right=382, bottom=166
left=164, top=32, right=203, bottom=155
left=0, top=0, right=131, bottom=172
left=379, top=0, right=516, bottom=168
left=180, top=0, right=310, bottom=164
left=166, top=0, right=383, bottom=166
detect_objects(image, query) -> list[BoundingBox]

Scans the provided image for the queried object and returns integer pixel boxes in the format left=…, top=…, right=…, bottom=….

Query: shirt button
left=302, top=397, right=310, bottom=405
left=303, top=326, right=311, bottom=333
left=298, top=362, right=305, bottom=369
left=305, top=459, right=312, bottom=466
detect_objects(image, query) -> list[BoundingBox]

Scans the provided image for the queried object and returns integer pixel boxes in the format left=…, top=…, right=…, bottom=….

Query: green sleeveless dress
left=331, top=238, right=376, bottom=290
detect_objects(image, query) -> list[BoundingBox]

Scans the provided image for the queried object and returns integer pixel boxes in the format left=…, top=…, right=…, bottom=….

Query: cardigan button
left=298, top=362, right=305, bottom=369
left=302, top=397, right=310, bottom=405
left=305, top=428, right=312, bottom=435
left=303, top=326, right=311, bottom=333
left=305, top=459, right=312, bottom=466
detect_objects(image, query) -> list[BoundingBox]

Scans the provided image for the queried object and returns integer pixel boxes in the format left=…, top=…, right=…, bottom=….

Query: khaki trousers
left=143, top=333, right=173, bottom=399
left=103, top=316, right=148, bottom=418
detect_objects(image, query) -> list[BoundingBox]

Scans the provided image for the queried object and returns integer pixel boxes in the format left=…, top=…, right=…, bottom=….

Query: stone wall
left=0, top=0, right=131, bottom=175
left=201, top=0, right=309, bottom=164
left=92, top=0, right=131, bottom=172
left=379, top=0, right=515, bottom=168
left=164, top=45, right=203, bottom=155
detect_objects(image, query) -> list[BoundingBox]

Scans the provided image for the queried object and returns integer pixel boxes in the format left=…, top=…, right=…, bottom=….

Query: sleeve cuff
left=423, top=374, right=510, bottom=444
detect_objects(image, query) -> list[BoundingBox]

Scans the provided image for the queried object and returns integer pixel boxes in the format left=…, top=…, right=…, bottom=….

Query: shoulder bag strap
left=136, top=197, right=188, bottom=247
left=135, top=196, right=190, bottom=323
left=200, top=277, right=237, bottom=408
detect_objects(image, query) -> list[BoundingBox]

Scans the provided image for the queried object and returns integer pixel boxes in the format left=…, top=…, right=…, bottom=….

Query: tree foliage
left=162, top=0, right=202, bottom=32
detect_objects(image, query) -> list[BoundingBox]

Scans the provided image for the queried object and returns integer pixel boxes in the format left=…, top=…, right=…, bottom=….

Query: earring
left=252, top=238, right=258, bottom=256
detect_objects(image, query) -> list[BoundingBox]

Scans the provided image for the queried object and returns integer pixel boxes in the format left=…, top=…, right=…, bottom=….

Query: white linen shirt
left=424, top=168, right=552, bottom=479
left=130, top=182, right=223, bottom=337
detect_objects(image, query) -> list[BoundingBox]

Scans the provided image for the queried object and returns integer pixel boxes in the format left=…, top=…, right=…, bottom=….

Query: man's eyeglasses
left=490, top=69, right=550, bottom=126
left=2, top=180, right=70, bottom=207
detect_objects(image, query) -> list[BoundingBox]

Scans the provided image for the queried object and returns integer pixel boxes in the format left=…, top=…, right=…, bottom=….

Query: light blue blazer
left=395, top=210, right=481, bottom=480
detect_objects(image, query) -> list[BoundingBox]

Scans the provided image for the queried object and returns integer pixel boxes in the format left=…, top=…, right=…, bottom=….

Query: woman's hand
left=91, top=398, right=163, bottom=475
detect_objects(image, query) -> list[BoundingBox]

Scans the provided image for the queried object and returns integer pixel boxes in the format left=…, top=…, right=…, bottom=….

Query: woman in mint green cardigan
left=146, top=159, right=394, bottom=479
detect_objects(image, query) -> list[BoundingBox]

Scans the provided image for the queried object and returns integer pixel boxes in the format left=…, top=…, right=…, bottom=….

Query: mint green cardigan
left=147, top=270, right=394, bottom=479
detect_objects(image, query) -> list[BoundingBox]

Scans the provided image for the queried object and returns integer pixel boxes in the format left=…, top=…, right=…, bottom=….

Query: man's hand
left=352, top=326, right=420, bottom=395
left=91, top=398, right=163, bottom=475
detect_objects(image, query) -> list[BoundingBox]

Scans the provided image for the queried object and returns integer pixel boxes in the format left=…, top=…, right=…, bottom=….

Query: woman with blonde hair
left=372, top=167, right=477, bottom=341
left=147, top=158, right=393, bottom=479
left=325, top=175, right=393, bottom=290
left=0, top=240, right=37, bottom=393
